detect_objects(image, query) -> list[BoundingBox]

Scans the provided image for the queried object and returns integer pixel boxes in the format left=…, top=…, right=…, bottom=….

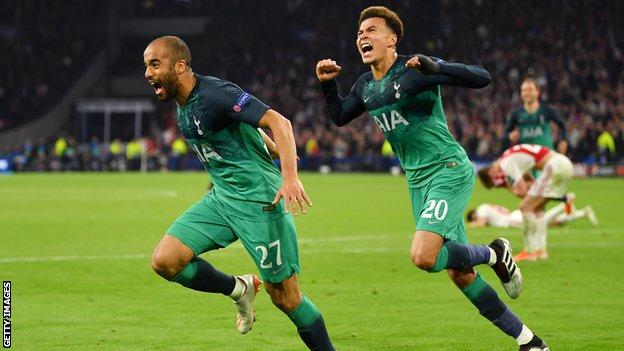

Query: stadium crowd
left=2, top=0, right=624, bottom=172
left=0, top=0, right=104, bottom=131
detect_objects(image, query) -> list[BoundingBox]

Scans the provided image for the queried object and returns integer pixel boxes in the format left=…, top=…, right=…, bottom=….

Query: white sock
left=522, top=212, right=537, bottom=252
left=544, top=203, right=565, bottom=224
left=535, top=213, right=548, bottom=251
left=487, top=247, right=497, bottom=266
left=229, top=277, right=245, bottom=300
left=559, top=208, right=587, bottom=224
left=516, top=324, right=535, bottom=345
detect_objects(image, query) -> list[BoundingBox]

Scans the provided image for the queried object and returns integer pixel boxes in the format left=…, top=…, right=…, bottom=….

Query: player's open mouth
left=361, top=43, right=373, bottom=54
left=151, top=82, right=164, bottom=95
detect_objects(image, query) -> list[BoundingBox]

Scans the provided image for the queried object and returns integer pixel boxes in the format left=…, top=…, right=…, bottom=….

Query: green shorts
left=167, top=193, right=300, bottom=283
left=409, top=161, right=474, bottom=244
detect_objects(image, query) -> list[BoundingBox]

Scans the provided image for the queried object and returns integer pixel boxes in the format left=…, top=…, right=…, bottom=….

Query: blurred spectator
left=597, top=129, right=616, bottom=163
left=3, top=0, right=624, bottom=172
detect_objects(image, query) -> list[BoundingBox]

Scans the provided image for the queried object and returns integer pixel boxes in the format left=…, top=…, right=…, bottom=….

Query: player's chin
left=361, top=55, right=375, bottom=64
left=155, top=92, right=171, bottom=102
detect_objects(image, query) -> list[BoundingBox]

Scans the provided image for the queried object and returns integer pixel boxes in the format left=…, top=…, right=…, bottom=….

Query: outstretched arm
left=316, top=59, right=366, bottom=127
left=406, top=54, right=491, bottom=89
left=258, top=109, right=312, bottom=217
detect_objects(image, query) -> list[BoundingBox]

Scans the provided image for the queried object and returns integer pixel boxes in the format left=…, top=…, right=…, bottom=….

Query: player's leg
left=448, top=267, right=548, bottom=350
left=265, top=275, right=335, bottom=351
left=409, top=166, right=544, bottom=347
left=552, top=205, right=598, bottom=226
left=234, top=213, right=335, bottom=349
left=410, top=230, right=493, bottom=272
left=409, top=163, right=521, bottom=298
left=151, top=234, right=236, bottom=295
left=409, top=170, right=491, bottom=272
left=519, top=196, right=548, bottom=261
left=526, top=155, right=574, bottom=260
left=544, top=202, right=566, bottom=226
left=154, top=196, right=261, bottom=333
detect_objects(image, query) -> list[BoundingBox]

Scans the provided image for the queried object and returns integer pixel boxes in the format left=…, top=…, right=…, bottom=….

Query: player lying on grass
left=144, top=36, right=335, bottom=350
left=478, top=144, right=574, bottom=262
left=467, top=202, right=598, bottom=230
left=316, top=6, right=548, bottom=351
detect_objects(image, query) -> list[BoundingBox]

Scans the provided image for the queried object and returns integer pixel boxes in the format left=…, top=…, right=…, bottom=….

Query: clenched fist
left=316, top=59, right=342, bottom=82
left=405, top=54, right=440, bottom=74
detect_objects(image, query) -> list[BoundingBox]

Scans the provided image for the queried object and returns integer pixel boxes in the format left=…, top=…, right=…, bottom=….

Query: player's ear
left=388, top=33, right=397, bottom=48
left=175, top=60, right=185, bottom=74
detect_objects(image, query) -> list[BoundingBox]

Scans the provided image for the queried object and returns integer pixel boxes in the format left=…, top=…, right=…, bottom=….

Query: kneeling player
left=144, top=36, right=335, bottom=350
left=478, top=144, right=574, bottom=261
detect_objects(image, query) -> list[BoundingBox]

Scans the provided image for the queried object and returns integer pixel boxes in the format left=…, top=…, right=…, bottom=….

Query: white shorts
left=528, top=153, right=573, bottom=198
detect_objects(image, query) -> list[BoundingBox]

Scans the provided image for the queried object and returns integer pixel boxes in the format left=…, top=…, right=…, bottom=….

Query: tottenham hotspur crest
left=393, top=82, right=401, bottom=99
left=193, top=115, right=204, bottom=135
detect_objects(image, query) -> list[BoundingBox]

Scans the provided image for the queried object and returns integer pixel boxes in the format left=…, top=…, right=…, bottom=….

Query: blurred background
left=0, top=0, right=622, bottom=175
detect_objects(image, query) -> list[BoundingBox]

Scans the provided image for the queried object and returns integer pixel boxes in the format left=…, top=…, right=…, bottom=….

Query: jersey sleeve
left=320, top=76, right=366, bottom=127
left=502, top=110, right=520, bottom=150
left=210, top=81, right=269, bottom=127
left=499, top=158, right=525, bottom=186
left=545, top=106, right=567, bottom=141
left=408, top=56, right=492, bottom=91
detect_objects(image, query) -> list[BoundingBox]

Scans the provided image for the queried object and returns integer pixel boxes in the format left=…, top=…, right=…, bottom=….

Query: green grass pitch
left=1, top=173, right=623, bottom=350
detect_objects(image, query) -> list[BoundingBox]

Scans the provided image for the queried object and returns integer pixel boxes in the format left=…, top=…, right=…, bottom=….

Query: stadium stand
left=1, top=0, right=623, bottom=172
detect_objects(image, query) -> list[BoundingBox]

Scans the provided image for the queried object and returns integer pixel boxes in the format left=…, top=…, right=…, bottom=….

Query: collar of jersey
left=179, top=74, right=201, bottom=107
left=372, top=54, right=406, bottom=82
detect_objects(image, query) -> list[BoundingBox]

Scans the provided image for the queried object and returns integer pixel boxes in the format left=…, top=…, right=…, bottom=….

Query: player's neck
left=370, top=52, right=398, bottom=80
left=523, top=100, right=540, bottom=114
left=176, top=72, right=197, bottom=105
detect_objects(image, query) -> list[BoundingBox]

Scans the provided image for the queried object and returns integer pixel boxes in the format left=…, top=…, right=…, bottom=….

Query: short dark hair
left=359, top=6, right=404, bottom=43
left=522, top=77, right=540, bottom=90
left=477, top=166, right=494, bottom=189
left=466, top=209, right=477, bottom=222
left=155, top=35, right=192, bottom=67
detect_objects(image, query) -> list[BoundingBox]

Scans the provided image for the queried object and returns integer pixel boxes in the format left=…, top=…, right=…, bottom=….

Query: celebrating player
left=505, top=77, right=568, bottom=154
left=144, top=36, right=335, bottom=350
left=315, top=6, right=548, bottom=351
left=478, top=144, right=574, bottom=262
left=467, top=202, right=598, bottom=231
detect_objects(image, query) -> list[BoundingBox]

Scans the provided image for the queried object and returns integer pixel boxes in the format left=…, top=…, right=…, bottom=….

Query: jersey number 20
left=421, top=199, right=449, bottom=220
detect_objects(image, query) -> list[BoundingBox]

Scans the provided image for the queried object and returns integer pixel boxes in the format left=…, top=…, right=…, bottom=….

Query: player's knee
left=151, top=249, right=180, bottom=280
left=447, top=269, right=475, bottom=289
left=268, top=289, right=302, bottom=312
left=411, top=251, right=436, bottom=271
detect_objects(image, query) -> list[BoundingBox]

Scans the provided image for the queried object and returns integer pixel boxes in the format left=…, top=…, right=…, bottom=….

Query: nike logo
left=363, top=97, right=371, bottom=103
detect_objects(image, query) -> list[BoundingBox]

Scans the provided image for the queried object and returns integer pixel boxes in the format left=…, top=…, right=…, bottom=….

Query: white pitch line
left=1, top=231, right=622, bottom=264
left=0, top=253, right=148, bottom=264
left=550, top=227, right=622, bottom=235
left=0, top=235, right=392, bottom=264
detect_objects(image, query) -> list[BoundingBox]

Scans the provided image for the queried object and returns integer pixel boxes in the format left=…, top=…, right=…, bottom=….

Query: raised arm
left=316, top=59, right=366, bottom=126
left=406, top=54, right=492, bottom=89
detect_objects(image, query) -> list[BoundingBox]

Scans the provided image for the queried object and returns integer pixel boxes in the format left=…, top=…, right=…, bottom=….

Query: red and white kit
left=475, top=203, right=524, bottom=228
left=499, top=144, right=573, bottom=198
